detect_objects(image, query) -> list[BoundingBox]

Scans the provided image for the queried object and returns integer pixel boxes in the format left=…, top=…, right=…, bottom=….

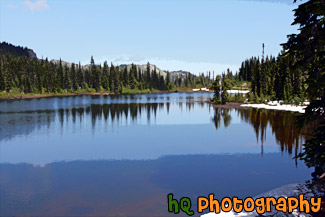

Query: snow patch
left=227, top=90, right=249, bottom=94
left=241, top=102, right=306, bottom=113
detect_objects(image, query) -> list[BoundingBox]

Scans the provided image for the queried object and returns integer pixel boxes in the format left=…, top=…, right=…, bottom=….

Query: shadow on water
left=0, top=153, right=312, bottom=216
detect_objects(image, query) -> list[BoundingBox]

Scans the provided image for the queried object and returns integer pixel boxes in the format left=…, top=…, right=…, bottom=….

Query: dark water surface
left=0, top=93, right=312, bottom=216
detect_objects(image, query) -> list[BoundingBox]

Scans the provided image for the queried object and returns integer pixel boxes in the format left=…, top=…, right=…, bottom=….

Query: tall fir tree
left=282, top=0, right=325, bottom=178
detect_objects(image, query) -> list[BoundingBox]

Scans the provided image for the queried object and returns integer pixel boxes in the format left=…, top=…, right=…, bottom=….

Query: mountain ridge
left=0, top=42, right=37, bottom=59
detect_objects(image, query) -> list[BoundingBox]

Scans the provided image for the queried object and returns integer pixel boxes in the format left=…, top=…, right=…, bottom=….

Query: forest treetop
left=0, top=42, right=214, bottom=95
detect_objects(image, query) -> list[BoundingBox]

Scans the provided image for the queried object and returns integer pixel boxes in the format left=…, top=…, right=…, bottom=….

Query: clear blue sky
left=0, top=0, right=299, bottom=74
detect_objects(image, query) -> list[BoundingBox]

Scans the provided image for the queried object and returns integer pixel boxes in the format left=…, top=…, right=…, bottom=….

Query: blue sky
left=0, top=0, right=298, bottom=74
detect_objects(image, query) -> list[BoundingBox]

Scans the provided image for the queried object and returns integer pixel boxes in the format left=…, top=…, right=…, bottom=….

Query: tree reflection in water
left=212, top=108, right=314, bottom=158
left=1, top=100, right=314, bottom=158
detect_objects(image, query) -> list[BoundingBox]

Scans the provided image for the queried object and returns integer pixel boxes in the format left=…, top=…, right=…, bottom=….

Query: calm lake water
left=0, top=93, right=312, bottom=216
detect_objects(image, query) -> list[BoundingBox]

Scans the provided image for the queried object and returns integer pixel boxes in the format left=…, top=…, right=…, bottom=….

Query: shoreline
left=0, top=91, right=307, bottom=114
left=0, top=91, right=112, bottom=101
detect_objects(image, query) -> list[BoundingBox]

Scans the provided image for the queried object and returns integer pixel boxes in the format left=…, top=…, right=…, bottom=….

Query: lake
left=0, top=93, right=312, bottom=216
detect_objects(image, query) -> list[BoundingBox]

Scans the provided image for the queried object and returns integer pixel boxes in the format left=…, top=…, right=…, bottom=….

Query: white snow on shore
left=240, top=101, right=308, bottom=113
left=200, top=183, right=322, bottom=217
left=227, top=90, right=250, bottom=94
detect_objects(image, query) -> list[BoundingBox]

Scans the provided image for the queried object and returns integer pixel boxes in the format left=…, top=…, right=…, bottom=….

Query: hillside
left=0, top=42, right=37, bottom=59
left=120, top=64, right=167, bottom=78
left=169, top=70, right=190, bottom=80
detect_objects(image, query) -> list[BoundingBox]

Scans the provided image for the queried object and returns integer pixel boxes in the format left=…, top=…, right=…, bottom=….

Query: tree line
left=211, top=51, right=307, bottom=104
left=238, top=52, right=305, bottom=102
left=0, top=54, right=212, bottom=95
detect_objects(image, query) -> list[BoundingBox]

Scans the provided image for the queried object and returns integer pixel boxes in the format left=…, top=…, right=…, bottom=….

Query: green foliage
left=227, top=93, right=246, bottom=103
left=211, top=75, right=222, bottom=103
left=247, top=92, right=254, bottom=103
left=221, top=77, right=231, bottom=104
left=237, top=53, right=305, bottom=102
left=0, top=53, right=211, bottom=97
left=122, top=88, right=151, bottom=95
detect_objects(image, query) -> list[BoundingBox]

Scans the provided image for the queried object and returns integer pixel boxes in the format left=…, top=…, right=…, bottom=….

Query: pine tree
left=90, top=56, right=97, bottom=90
left=35, top=61, right=42, bottom=93
left=64, top=64, right=72, bottom=91
left=42, top=58, right=49, bottom=93
left=129, top=64, right=137, bottom=89
left=95, top=65, right=102, bottom=91
left=0, top=57, right=5, bottom=91
left=71, top=63, right=78, bottom=90
left=102, top=61, right=109, bottom=90
left=283, top=0, right=325, bottom=178
left=166, top=71, right=171, bottom=90
left=57, top=59, right=64, bottom=91
left=113, top=66, right=121, bottom=94
left=222, top=77, right=231, bottom=104
left=109, top=63, right=115, bottom=92
left=123, top=67, right=129, bottom=87
left=77, top=62, right=84, bottom=89
left=146, top=62, right=151, bottom=85
left=212, top=75, right=222, bottom=103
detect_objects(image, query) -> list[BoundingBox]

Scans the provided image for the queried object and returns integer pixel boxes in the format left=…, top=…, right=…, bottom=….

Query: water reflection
left=0, top=94, right=312, bottom=161
left=212, top=108, right=313, bottom=156
left=0, top=93, right=314, bottom=216
left=0, top=102, right=207, bottom=141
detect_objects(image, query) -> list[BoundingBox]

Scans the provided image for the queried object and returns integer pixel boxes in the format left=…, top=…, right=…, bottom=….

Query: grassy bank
left=0, top=87, right=209, bottom=100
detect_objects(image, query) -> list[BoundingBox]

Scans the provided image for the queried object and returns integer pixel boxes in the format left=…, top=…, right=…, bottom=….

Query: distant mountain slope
left=169, top=70, right=190, bottom=80
left=120, top=64, right=167, bottom=77
left=2, top=42, right=194, bottom=81
left=0, top=42, right=37, bottom=59
left=120, top=65, right=191, bottom=80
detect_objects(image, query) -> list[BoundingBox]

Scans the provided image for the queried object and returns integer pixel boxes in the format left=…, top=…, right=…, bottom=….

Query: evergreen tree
left=90, top=56, right=97, bottom=90
left=113, top=66, right=122, bottom=94
left=152, top=66, right=158, bottom=89
left=222, top=77, right=231, bottom=104
left=212, top=75, right=222, bottom=103
left=77, top=62, right=84, bottom=89
left=146, top=62, right=151, bottom=85
left=282, top=0, right=325, bottom=177
left=0, top=57, right=5, bottom=91
left=122, top=67, right=128, bottom=87
left=109, top=63, right=115, bottom=92
left=35, top=61, right=42, bottom=93
left=42, top=58, right=49, bottom=92
left=166, top=71, right=171, bottom=90
left=102, top=61, right=109, bottom=90
left=129, top=64, right=137, bottom=89
left=57, top=59, right=64, bottom=90
left=95, top=65, right=102, bottom=91
left=71, top=63, right=78, bottom=90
